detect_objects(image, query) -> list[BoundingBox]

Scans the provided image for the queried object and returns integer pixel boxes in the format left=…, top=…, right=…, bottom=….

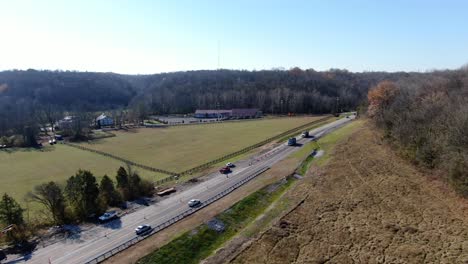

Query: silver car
left=135, top=224, right=152, bottom=235
left=188, top=199, right=201, bottom=207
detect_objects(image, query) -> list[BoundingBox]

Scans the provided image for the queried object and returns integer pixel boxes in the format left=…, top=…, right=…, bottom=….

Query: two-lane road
left=14, top=116, right=354, bottom=264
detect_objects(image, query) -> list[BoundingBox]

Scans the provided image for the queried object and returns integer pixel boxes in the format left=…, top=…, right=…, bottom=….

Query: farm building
left=96, top=114, right=114, bottom=127
left=194, top=109, right=232, bottom=119
left=194, top=108, right=262, bottom=119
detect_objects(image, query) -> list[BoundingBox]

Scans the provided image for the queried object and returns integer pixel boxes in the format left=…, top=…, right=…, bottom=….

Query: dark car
left=287, top=137, right=296, bottom=146
left=219, top=166, right=231, bottom=174
left=0, top=250, right=6, bottom=261
left=135, top=224, right=152, bottom=235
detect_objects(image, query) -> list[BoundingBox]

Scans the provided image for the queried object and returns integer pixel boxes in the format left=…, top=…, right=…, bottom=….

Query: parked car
left=301, top=131, right=309, bottom=138
left=219, top=166, right=231, bottom=174
left=98, top=211, right=119, bottom=223
left=135, top=224, right=152, bottom=235
left=287, top=137, right=296, bottom=146
left=188, top=199, right=201, bottom=207
left=226, top=162, right=235, bottom=168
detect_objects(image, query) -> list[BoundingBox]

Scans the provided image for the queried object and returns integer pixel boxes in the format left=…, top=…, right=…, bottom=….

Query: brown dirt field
left=229, top=123, right=468, bottom=264
left=104, top=157, right=302, bottom=264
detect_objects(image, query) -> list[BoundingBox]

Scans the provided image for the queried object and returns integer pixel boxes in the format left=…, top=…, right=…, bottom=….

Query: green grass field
left=78, top=116, right=323, bottom=172
left=0, top=145, right=158, bottom=210
left=0, top=116, right=322, bottom=212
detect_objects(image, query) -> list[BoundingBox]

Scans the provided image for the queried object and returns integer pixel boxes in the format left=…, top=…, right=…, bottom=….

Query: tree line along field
left=77, top=116, right=323, bottom=173
left=0, top=145, right=159, bottom=211
left=0, top=116, right=321, bottom=211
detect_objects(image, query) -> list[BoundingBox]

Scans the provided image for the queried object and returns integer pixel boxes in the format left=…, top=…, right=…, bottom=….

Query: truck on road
left=98, top=211, right=119, bottom=223
left=287, top=137, right=296, bottom=146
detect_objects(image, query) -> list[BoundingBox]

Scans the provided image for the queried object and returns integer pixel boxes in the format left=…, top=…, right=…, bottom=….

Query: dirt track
left=230, top=123, right=468, bottom=264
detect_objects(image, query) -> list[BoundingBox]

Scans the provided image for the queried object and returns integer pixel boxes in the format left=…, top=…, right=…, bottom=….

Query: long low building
left=194, top=108, right=262, bottom=119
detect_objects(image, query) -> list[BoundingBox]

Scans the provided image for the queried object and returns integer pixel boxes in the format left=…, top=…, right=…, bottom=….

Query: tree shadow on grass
left=0, top=145, right=55, bottom=154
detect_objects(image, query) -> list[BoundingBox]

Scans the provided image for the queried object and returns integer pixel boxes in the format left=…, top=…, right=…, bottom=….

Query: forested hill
left=0, top=68, right=407, bottom=114
left=0, top=70, right=136, bottom=111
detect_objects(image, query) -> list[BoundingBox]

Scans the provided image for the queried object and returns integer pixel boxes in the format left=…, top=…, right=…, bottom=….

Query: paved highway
left=13, top=116, right=354, bottom=264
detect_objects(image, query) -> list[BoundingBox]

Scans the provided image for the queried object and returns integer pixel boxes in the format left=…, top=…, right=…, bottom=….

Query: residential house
left=96, top=113, right=114, bottom=127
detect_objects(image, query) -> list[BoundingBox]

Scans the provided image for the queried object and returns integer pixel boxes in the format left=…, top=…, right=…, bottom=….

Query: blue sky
left=0, top=0, right=467, bottom=73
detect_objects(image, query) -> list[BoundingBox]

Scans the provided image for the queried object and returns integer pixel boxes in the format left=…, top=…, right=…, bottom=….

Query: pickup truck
left=98, top=211, right=119, bottom=223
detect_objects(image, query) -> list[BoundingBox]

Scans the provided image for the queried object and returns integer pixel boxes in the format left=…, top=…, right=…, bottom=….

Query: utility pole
left=334, top=97, right=340, bottom=117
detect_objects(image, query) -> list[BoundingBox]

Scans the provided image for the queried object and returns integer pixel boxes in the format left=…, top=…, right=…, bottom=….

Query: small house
left=96, top=114, right=114, bottom=127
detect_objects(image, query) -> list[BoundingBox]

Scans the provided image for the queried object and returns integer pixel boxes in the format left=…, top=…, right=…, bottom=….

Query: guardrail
left=84, top=166, right=270, bottom=264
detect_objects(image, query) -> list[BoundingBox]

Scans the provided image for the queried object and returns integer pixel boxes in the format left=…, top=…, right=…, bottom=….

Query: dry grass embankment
left=231, top=122, right=468, bottom=264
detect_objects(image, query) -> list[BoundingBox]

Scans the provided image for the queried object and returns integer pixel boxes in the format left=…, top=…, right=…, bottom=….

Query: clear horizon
left=1, top=0, right=467, bottom=74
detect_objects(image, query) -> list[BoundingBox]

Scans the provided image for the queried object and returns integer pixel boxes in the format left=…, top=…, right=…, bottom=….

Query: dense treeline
left=367, top=67, right=468, bottom=196
left=131, top=69, right=406, bottom=114
left=0, top=68, right=407, bottom=145
left=0, top=68, right=404, bottom=114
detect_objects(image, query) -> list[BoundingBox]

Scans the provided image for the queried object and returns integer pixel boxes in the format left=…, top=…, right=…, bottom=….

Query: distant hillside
left=0, top=69, right=407, bottom=114
left=0, top=70, right=136, bottom=111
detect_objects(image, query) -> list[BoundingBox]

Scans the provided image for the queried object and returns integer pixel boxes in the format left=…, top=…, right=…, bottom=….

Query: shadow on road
left=3, top=241, right=37, bottom=264
left=63, top=225, right=82, bottom=241
left=134, top=198, right=150, bottom=207
left=102, top=218, right=122, bottom=230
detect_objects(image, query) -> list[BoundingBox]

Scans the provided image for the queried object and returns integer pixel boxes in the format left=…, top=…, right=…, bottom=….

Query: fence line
left=63, top=142, right=178, bottom=176
left=84, top=166, right=270, bottom=264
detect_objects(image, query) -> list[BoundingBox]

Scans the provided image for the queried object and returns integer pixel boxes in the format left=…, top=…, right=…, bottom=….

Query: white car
left=226, top=162, right=235, bottom=168
left=135, top=224, right=152, bottom=235
left=188, top=199, right=201, bottom=207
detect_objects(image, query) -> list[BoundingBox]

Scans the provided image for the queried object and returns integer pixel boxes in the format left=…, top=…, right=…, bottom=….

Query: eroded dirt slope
left=231, top=124, right=468, bottom=264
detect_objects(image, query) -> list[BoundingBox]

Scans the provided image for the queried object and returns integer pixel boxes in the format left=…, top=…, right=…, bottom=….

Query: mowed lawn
left=0, top=145, right=159, bottom=208
left=79, top=116, right=323, bottom=172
